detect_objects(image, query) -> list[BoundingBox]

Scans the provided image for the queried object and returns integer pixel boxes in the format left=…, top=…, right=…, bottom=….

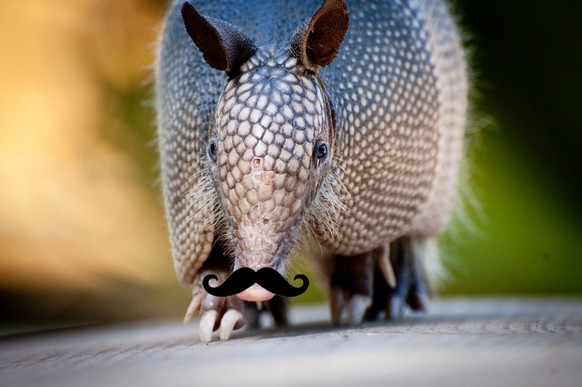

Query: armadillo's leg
left=328, top=251, right=378, bottom=326
left=366, top=236, right=431, bottom=321
left=185, top=240, right=246, bottom=343
left=268, top=296, right=289, bottom=326
left=244, top=296, right=289, bottom=330
left=196, top=273, right=246, bottom=342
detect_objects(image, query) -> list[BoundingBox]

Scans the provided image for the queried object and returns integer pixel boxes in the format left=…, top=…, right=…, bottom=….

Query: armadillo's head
left=211, top=48, right=336, bottom=274
left=182, top=0, right=349, bottom=301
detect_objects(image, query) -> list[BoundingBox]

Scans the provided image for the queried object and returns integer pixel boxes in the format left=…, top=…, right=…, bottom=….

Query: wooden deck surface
left=1, top=297, right=582, bottom=387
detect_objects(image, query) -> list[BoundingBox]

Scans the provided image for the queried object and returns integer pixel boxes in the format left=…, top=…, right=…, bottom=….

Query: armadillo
left=155, top=0, right=467, bottom=342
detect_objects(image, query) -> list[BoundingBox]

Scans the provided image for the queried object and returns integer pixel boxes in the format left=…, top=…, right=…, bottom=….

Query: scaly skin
left=155, top=0, right=467, bottom=341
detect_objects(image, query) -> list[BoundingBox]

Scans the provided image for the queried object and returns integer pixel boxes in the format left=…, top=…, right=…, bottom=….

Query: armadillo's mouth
left=202, top=267, right=309, bottom=300
left=237, top=284, right=275, bottom=302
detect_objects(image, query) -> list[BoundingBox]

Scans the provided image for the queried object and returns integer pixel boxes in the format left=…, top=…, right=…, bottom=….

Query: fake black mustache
left=203, top=267, right=309, bottom=298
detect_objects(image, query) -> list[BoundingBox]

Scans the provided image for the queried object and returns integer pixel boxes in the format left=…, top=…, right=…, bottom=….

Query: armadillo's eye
left=208, top=139, right=218, bottom=162
left=313, top=140, right=328, bottom=165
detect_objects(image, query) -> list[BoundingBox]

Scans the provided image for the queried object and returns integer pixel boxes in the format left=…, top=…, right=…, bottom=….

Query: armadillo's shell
left=156, top=0, right=467, bottom=285
left=319, top=0, right=468, bottom=254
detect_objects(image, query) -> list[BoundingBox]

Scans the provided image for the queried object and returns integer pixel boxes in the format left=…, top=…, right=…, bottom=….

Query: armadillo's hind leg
left=187, top=240, right=246, bottom=343
left=328, top=250, right=382, bottom=326
left=365, top=236, right=431, bottom=321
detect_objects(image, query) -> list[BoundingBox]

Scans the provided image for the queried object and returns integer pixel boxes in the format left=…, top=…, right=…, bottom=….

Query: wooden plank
left=1, top=297, right=581, bottom=387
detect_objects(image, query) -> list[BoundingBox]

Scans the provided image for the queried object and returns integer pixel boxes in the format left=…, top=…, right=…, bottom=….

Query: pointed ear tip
left=181, top=2, right=198, bottom=22
left=181, top=1, right=192, bottom=13
left=328, top=0, right=349, bottom=11
left=294, top=0, right=349, bottom=70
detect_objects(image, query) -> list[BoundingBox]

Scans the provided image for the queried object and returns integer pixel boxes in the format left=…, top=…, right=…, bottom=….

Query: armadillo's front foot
left=185, top=270, right=245, bottom=343
left=365, top=236, right=430, bottom=321
left=186, top=273, right=290, bottom=342
left=329, top=244, right=395, bottom=326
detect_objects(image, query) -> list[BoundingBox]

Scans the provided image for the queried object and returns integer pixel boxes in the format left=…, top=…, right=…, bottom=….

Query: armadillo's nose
left=237, top=284, right=275, bottom=302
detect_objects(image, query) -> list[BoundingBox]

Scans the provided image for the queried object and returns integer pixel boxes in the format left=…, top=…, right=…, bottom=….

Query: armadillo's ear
left=181, top=2, right=256, bottom=75
left=290, top=0, right=349, bottom=72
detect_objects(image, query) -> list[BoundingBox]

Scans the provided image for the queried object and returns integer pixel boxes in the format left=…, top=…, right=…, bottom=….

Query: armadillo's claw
left=378, top=242, right=397, bottom=289
left=198, top=294, right=246, bottom=343
left=330, top=290, right=370, bottom=326
left=367, top=236, right=431, bottom=321
left=407, top=284, right=429, bottom=313
left=190, top=264, right=247, bottom=343
left=348, top=294, right=372, bottom=325
left=329, top=238, right=432, bottom=325
left=199, top=297, right=245, bottom=343
left=328, top=253, right=376, bottom=326
left=385, top=282, right=428, bottom=320
left=220, top=309, right=244, bottom=341
left=386, top=294, right=404, bottom=320
left=191, top=271, right=287, bottom=342
left=199, top=310, right=219, bottom=343
left=184, top=293, right=203, bottom=324
left=387, top=236, right=430, bottom=319
left=330, top=287, right=345, bottom=326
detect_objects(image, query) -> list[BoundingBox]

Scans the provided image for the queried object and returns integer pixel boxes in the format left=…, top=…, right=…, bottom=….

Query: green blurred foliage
left=439, top=0, right=582, bottom=294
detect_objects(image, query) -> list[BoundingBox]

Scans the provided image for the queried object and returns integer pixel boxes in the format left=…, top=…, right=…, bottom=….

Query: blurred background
left=1, top=0, right=581, bottom=334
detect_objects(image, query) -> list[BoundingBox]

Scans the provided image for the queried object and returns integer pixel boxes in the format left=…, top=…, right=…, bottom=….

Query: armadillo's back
left=407, top=0, right=468, bottom=236
left=156, top=2, right=224, bottom=286
left=318, top=0, right=467, bottom=254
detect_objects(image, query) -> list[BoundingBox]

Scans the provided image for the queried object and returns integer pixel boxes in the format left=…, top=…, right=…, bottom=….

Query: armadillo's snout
left=237, top=284, right=274, bottom=302
left=231, top=261, right=276, bottom=302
